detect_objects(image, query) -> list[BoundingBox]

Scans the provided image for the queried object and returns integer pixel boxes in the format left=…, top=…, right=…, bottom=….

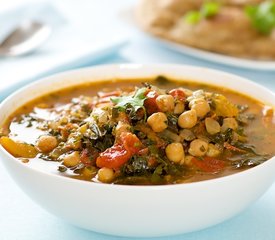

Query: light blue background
left=0, top=1, right=275, bottom=239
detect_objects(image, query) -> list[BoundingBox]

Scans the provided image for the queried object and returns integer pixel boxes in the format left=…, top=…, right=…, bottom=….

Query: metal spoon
left=0, top=21, right=51, bottom=57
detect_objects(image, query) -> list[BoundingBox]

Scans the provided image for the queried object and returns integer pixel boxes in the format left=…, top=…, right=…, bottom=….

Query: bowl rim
left=1, top=63, right=275, bottom=190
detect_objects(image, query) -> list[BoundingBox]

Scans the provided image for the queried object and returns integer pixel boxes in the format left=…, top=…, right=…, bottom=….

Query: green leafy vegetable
left=184, top=2, right=220, bottom=24
left=111, top=87, right=147, bottom=112
left=245, top=1, right=275, bottom=34
left=232, top=154, right=270, bottom=168
left=122, top=156, right=151, bottom=176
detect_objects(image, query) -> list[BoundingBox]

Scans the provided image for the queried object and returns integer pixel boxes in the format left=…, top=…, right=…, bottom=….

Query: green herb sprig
left=245, top=1, right=275, bottom=34
left=111, top=87, right=147, bottom=112
left=184, top=2, right=220, bottom=24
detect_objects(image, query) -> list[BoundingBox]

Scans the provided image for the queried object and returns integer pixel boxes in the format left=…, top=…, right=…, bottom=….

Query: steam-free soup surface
left=1, top=77, right=275, bottom=185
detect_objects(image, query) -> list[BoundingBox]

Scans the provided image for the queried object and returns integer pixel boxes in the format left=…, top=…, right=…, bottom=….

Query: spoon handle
left=0, top=21, right=51, bottom=57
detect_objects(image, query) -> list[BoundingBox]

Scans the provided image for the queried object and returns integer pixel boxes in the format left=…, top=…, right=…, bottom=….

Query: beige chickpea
left=165, top=143, right=185, bottom=163
left=97, top=167, right=115, bottom=183
left=174, top=102, right=185, bottom=114
left=221, top=118, right=238, bottom=132
left=178, top=109, right=197, bottom=129
left=147, top=112, right=168, bottom=132
left=184, top=155, right=194, bottom=166
left=206, top=144, right=221, bottom=157
left=192, top=90, right=205, bottom=99
left=63, top=151, right=80, bottom=167
left=36, top=135, right=58, bottom=153
left=188, top=139, right=209, bottom=157
left=189, top=99, right=210, bottom=118
left=156, top=94, right=175, bottom=112
left=205, top=118, right=221, bottom=135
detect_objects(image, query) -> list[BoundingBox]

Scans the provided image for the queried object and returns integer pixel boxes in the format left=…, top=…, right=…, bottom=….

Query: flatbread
left=136, top=0, right=275, bottom=60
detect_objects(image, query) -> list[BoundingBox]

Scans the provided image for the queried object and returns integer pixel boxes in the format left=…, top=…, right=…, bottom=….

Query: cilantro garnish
left=184, top=11, right=201, bottom=24
left=201, top=2, right=221, bottom=18
left=111, top=87, right=147, bottom=112
left=245, top=1, right=275, bottom=34
left=184, top=2, right=220, bottom=24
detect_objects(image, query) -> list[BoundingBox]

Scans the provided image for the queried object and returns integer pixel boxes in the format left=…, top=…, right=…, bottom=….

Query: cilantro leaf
left=184, top=11, right=201, bottom=24
left=201, top=2, right=221, bottom=18
left=111, top=87, right=147, bottom=112
left=184, top=2, right=220, bottom=24
left=245, top=1, right=275, bottom=34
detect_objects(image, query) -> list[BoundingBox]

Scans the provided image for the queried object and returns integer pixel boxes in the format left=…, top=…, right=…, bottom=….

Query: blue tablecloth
left=0, top=1, right=275, bottom=240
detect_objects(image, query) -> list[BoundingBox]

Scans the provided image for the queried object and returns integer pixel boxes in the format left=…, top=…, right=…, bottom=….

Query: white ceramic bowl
left=1, top=64, right=275, bottom=237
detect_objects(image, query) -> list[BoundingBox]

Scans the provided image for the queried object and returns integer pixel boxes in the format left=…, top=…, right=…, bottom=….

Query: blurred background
left=1, top=0, right=274, bottom=101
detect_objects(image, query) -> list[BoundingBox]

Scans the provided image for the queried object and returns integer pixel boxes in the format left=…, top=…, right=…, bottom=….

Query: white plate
left=122, top=8, right=275, bottom=71
left=145, top=35, right=275, bottom=71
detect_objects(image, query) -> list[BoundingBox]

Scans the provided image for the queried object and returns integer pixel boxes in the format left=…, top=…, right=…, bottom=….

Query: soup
left=1, top=76, right=275, bottom=185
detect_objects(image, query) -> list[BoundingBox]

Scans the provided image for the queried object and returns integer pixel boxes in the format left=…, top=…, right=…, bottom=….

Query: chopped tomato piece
left=119, top=132, right=143, bottom=154
left=191, top=157, right=225, bottom=173
left=96, top=144, right=131, bottom=169
left=97, top=91, right=121, bottom=104
left=144, top=90, right=159, bottom=115
left=80, top=148, right=98, bottom=166
left=96, top=132, right=143, bottom=169
left=169, top=89, right=185, bottom=101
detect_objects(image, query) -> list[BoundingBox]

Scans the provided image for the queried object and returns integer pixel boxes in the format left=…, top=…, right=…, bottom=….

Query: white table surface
left=0, top=1, right=275, bottom=240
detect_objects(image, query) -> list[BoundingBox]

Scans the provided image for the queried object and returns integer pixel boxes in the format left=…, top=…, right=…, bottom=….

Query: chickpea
left=206, top=144, right=221, bottom=157
left=178, top=109, right=197, bottom=129
left=189, top=99, right=210, bottom=118
left=193, top=90, right=205, bottom=98
left=147, top=112, right=168, bottom=132
left=165, top=143, right=185, bottom=163
left=97, top=167, right=115, bottom=183
left=221, top=118, right=238, bottom=132
left=205, top=118, right=221, bottom=135
left=156, top=94, right=175, bottom=112
left=36, top=135, right=58, bottom=153
left=188, top=139, right=209, bottom=157
left=63, top=151, right=80, bottom=167
left=184, top=155, right=194, bottom=166
left=174, top=102, right=185, bottom=114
